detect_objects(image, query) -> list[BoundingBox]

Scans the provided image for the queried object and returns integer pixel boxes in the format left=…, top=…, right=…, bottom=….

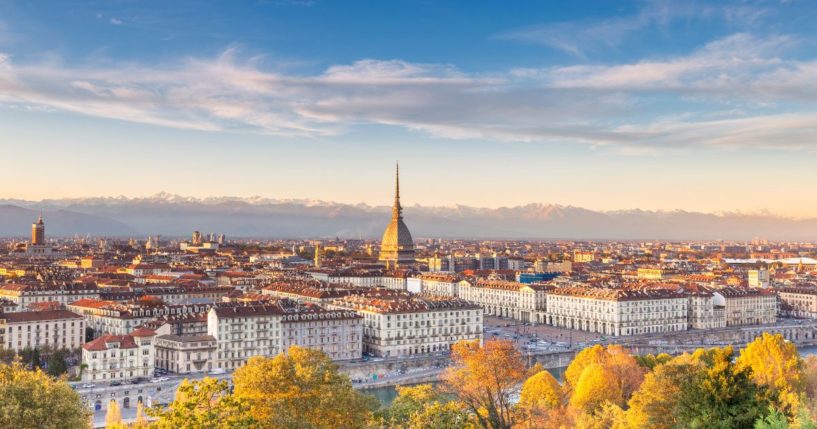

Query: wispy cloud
left=495, top=0, right=770, bottom=56
left=109, top=18, right=123, bottom=25
left=1, top=34, right=816, bottom=151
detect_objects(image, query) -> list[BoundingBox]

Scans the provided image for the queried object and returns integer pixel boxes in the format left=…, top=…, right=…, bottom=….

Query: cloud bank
left=1, top=32, right=817, bottom=150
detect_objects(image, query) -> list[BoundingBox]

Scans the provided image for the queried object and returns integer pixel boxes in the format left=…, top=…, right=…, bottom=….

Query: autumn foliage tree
left=737, top=333, right=804, bottom=416
left=149, top=377, right=254, bottom=429
left=0, top=361, right=89, bottom=429
left=442, top=339, right=527, bottom=429
left=232, top=346, right=377, bottom=429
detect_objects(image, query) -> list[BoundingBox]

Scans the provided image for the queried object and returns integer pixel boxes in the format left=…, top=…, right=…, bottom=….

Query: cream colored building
left=331, top=293, right=482, bottom=357
left=0, top=283, right=100, bottom=308
left=0, top=310, right=85, bottom=352
left=457, top=279, right=548, bottom=324
left=207, top=301, right=363, bottom=370
left=545, top=287, right=688, bottom=336
left=81, top=328, right=155, bottom=382
left=154, top=334, right=217, bottom=374
left=280, top=308, right=363, bottom=360
left=406, top=273, right=461, bottom=297
left=779, top=288, right=817, bottom=318
left=208, top=304, right=283, bottom=371
left=713, top=287, right=777, bottom=326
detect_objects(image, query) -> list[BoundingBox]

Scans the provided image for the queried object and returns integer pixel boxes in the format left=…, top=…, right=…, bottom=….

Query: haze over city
left=3, top=0, right=817, bottom=217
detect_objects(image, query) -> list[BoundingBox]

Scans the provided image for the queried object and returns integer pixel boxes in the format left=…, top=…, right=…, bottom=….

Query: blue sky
left=2, top=0, right=817, bottom=216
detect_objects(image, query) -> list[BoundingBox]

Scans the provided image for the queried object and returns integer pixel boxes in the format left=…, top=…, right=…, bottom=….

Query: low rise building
left=81, top=328, right=156, bottom=382
left=332, top=292, right=482, bottom=357
left=457, top=279, right=548, bottom=323
left=713, top=287, right=777, bottom=326
left=0, top=309, right=85, bottom=352
left=154, top=334, right=217, bottom=374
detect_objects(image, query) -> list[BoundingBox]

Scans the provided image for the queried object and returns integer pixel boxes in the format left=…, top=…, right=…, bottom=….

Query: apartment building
left=81, top=328, right=156, bottom=382
left=332, top=292, right=482, bottom=358
left=0, top=310, right=85, bottom=352
left=207, top=304, right=283, bottom=371
left=778, top=287, right=817, bottom=318
left=457, top=279, right=549, bottom=324
left=546, top=287, right=689, bottom=336
left=0, top=282, right=100, bottom=308
left=713, top=287, right=777, bottom=326
left=154, top=334, right=217, bottom=374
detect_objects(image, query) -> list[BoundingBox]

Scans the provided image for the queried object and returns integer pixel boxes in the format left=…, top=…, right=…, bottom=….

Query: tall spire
left=392, top=162, right=402, bottom=219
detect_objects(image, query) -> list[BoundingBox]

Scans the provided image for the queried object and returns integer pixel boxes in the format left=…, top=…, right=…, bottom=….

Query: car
left=131, top=378, right=145, bottom=384
left=159, top=377, right=170, bottom=382
left=110, top=381, right=122, bottom=387
left=208, top=368, right=226, bottom=375
left=150, top=378, right=161, bottom=383
left=81, top=383, right=96, bottom=389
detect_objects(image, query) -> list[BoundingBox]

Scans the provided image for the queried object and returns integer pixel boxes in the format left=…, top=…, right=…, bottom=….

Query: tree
left=626, top=359, right=698, bottom=429
left=675, top=346, right=769, bottom=429
left=575, top=402, right=628, bottom=429
left=0, top=361, right=90, bottom=429
left=635, top=353, right=673, bottom=371
left=737, top=333, right=804, bottom=416
left=105, top=399, right=127, bottom=429
left=132, top=400, right=149, bottom=429
left=46, top=349, right=68, bottom=377
left=442, top=339, right=527, bottom=429
left=30, top=348, right=41, bottom=369
left=605, top=345, right=646, bottom=400
left=232, top=346, right=377, bottom=429
left=406, top=401, right=472, bottom=429
left=565, top=345, right=608, bottom=390
left=379, top=384, right=447, bottom=428
left=519, top=369, right=563, bottom=411
left=149, top=377, right=255, bottom=429
left=754, top=407, right=790, bottom=429
left=0, top=349, right=15, bottom=364
left=518, top=368, right=564, bottom=427
left=570, top=363, right=624, bottom=413
left=564, top=345, right=644, bottom=404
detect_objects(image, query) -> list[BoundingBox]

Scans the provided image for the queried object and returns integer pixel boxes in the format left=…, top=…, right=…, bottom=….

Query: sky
left=2, top=0, right=817, bottom=217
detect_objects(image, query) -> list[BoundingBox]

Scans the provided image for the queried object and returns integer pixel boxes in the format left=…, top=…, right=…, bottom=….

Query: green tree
left=754, top=407, right=790, bottom=429
left=149, top=377, right=254, bottom=429
left=0, top=361, right=90, bottom=429
left=46, top=349, right=68, bottom=377
left=675, top=347, right=769, bottom=429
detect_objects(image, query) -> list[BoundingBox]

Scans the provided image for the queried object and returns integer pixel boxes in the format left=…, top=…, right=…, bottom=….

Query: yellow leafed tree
left=736, top=332, right=803, bottom=415
left=570, top=363, right=624, bottom=413
left=0, top=361, right=90, bottom=429
left=232, top=346, right=377, bottom=429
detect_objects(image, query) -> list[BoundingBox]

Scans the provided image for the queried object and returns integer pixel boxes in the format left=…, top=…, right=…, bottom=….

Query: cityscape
left=3, top=1, right=817, bottom=429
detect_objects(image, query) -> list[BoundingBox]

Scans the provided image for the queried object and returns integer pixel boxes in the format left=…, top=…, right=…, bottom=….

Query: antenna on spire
left=392, top=162, right=402, bottom=219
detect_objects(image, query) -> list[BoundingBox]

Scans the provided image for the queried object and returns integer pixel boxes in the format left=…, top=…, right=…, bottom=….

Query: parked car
left=110, top=381, right=122, bottom=387
left=208, top=368, right=226, bottom=375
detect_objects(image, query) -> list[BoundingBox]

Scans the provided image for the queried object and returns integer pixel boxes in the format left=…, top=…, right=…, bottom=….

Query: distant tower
left=145, top=236, right=154, bottom=252
left=192, top=231, right=202, bottom=246
left=217, top=234, right=226, bottom=246
left=314, top=244, right=323, bottom=268
left=378, top=163, right=415, bottom=269
left=31, top=214, right=45, bottom=245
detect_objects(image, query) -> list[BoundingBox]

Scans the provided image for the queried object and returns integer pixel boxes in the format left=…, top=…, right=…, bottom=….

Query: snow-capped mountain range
left=1, top=194, right=816, bottom=240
